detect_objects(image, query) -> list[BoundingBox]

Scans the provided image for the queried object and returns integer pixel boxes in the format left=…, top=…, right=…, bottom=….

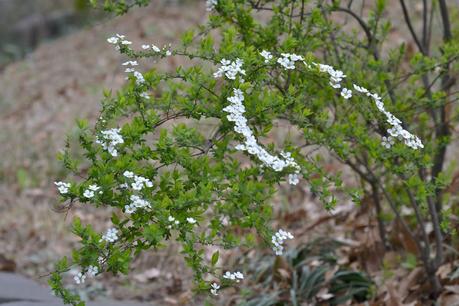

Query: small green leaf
left=211, top=250, right=219, bottom=266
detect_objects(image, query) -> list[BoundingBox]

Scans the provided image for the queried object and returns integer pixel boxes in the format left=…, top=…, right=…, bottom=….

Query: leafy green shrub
left=50, top=0, right=459, bottom=304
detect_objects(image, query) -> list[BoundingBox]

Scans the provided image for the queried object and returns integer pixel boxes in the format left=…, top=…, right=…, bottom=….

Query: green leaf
left=211, top=250, right=219, bottom=266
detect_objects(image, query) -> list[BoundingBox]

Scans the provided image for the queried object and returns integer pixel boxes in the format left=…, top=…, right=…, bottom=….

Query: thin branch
left=399, top=0, right=426, bottom=55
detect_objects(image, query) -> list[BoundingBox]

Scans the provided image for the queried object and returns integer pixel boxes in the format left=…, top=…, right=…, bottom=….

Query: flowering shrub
left=50, top=0, right=459, bottom=304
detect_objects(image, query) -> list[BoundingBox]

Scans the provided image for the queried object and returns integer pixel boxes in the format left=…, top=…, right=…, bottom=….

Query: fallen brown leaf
left=0, top=254, right=16, bottom=272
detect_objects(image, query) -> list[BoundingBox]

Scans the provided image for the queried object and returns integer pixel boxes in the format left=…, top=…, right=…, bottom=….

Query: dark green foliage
left=239, top=239, right=374, bottom=305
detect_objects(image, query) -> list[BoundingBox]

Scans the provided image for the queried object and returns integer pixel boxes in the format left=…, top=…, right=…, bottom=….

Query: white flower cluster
left=317, top=63, right=346, bottom=89
left=106, top=33, right=131, bottom=46
left=341, top=88, right=352, bottom=99
left=87, top=265, right=98, bottom=277
left=96, top=128, right=124, bottom=157
left=73, top=271, right=86, bottom=285
left=277, top=53, right=303, bottom=70
left=381, top=136, right=395, bottom=149
left=125, top=195, right=151, bottom=214
left=101, top=228, right=119, bottom=243
left=223, top=88, right=301, bottom=184
left=314, top=62, right=423, bottom=149
left=115, top=45, right=141, bottom=76
left=260, top=50, right=273, bottom=63
left=352, top=84, right=423, bottom=149
left=167, top=216, right=180, bottom=229
left=140, top=92, right=150, bottom=100
left=206, top=0, right=218, bottom=11
left=122, top=60, right=138, bottom=67
left=223, top=271, right=244, bottom=282
left=288, top=173, right=300, bottom=185
left=133, top=71, right=145, bottom=85
left=141, top=44, right=161, bottom=52
left=55, top=181, right=70, bottom=194
left=116, top=50, right=151, bottom=98
left=272, top=229, right=294, bottom=255
left=187, top=217, right=197, bottom=224
left=83, top=184, right=101, bottom=198
left=73, top=265, right=98, bottom=285
left=264, top=52, right=423, bottom=150
left=210, top=282, right=220, bottom=295
left=213, top=58, right=246, bottom=80
left=123, top=171, right=153, bottom=190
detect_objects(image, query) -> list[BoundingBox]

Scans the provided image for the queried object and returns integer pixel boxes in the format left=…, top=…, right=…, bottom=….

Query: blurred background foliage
left=0, top=0, right=192, bottom=68
left=0, top=0, right=104, bottom=68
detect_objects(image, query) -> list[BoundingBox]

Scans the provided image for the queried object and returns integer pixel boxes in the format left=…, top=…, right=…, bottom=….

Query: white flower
left=121, top=40, right=132, bottom=45
left=381, top=136, right=395, bottom=149
left=141, top=44, right=150, bottom=50
left=329, top=69, right=346, bottom=83
left=101, top=228, right=119, bottom=243
left=107, top=36, right=119, bottom=44
left=313, top=63, right=346, bottom=88
left=107, top=34, right=125, bottom=44
left=272, top=229, right=294, bottom=255
left=223, top=271, right=235, bottom=280
left=234, top=271, right=244, bottom=281
left=167, top=215, right=180, bottom=227
left=124, top=204, right=136, bottom=214
left=122, top=61, right=138, bottom=66
left=290, top=54, right=303, bottom=61
left=152, top=45, right=161, bottom=52
left=277, top=53, right=303, bottom=70
left=260, top=50, right=273, bottom=63
left=133, top=71, right=145, bottom=85
left=187, top=217, right=197, bottom=224
left=329, top=82, right=341, bottom=89
left=165, top=50, right=172, bottom=56
left=341, top=88, right=352, bottom=99
left=277, top=56, right=295, bottom=70
left=125, top=68, right=135, bottom=73
left=206, top=0, right=218, bottom=11
left=89, top=184, right=100, bottom=191
left=73, top=272, right=86, bottom=285
left=353, top=84, right=368, bottom=93
left=213, top=58, right=246, bottom=80
left=96, top=128, right=124, bottom=157
left=131, top=195, right=151, bottom=208
left=130, top=175, right=153, bottom=190
left=125, top=195, right=151, bottom=214
left=288, top=173, right=300, bottom=185
left=210, top=282, right=220, bottom=296
left=83, top=189, right=95, bottom=198
left=235, top=144, right=246, bottom=151
left=54, top=181, right=70, bottom=194
left=87, top=265, right=98, bottom=277
left=223, top=271, right=244, bottom=283
left=123, top=171, right=134, bottom=178
left=140, top=92, right=150, bottom=99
